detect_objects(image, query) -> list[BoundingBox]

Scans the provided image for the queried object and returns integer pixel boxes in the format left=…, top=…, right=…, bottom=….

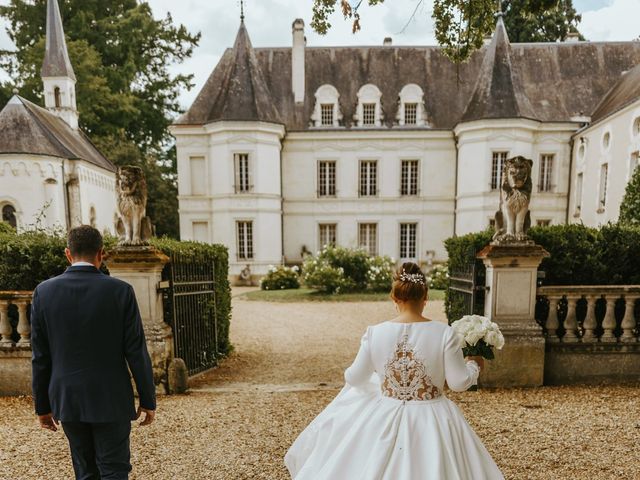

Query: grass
left=240, top=287, right=445, bottom=303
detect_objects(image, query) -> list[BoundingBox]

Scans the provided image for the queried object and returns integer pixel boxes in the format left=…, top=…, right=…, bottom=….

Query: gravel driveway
left=1, top=293, right=639, bottom=479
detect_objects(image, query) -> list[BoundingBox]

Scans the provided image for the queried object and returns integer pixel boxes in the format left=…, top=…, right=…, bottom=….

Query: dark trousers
left=62, top=421, right=132, bottom=480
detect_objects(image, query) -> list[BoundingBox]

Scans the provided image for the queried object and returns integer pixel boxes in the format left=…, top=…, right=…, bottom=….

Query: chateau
left=0, top=0, right=117, bottom=234
left=171, top=15, right=640, bottom=280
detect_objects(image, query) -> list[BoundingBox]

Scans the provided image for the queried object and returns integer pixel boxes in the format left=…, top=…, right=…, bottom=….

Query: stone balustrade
left=0, top=291, right=33, bottom=349
left=537, top=286, right=640, bottom=343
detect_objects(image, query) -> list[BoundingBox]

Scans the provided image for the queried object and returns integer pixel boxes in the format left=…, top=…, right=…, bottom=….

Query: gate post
left=477, top=243, right=549, bottom=387
left=105, top=246, right=174, bottom=394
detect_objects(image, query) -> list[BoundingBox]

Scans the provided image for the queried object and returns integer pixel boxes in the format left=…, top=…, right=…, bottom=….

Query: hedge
left=444, top=223, right=640, bottom=321
left=0, top=230, right=232, bottom=358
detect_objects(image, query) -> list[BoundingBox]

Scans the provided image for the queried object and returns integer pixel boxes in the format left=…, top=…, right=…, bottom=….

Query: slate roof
left=590, top=63, right=640, bottom=124
left=0, top=96, right=116, bottom=172
left=177, top=20, right=281, bottom=125
left=176, top=20, right=640, bottom=130
left=41, top=0, right=76, bottom=81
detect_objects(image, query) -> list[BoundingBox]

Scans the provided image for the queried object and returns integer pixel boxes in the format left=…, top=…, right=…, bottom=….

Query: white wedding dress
left=285, top=321, right=504, bottom=480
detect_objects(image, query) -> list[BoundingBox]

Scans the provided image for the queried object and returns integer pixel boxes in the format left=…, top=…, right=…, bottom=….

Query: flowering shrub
left=260, top=265, right=301, bottom=291
left=303, top=256, right=354, bottom=293
left=427, top=263, right=449, bottom=290
left=366, top=255, right=395, bottom=292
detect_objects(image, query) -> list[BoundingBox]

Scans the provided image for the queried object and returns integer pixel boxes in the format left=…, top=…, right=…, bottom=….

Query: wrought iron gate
left=447, top=248, right=485, bottom=321
left=161, top=251, right=219, bottom=376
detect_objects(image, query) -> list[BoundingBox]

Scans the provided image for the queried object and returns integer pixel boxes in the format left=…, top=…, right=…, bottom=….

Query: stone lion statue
left=493, top=156, right=533, bottom=243
left=115, top=166, right=153, bottom=246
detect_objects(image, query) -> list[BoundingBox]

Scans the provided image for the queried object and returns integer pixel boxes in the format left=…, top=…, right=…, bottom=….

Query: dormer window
left=362, top=103, right=376, bottom=126
left=321, top=104, right=334, bottom=126
left=355, top=84, right=383, bottom=127
left=312, top=85, right=342, bottom=128
left=397, top=84, right=427, bottom=127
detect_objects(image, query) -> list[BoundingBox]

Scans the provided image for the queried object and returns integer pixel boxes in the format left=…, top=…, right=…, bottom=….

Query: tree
left=0, top=0, right=200, bottom=238
left=619, top=167, right=640, bottom=226
left=311, top=0, right=584, bottom=63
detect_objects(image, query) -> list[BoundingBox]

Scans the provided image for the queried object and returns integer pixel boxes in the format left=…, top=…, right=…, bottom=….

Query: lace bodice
left=381, top=334, right=441, bottom=401
left=344, top=321, right=479, bottom=396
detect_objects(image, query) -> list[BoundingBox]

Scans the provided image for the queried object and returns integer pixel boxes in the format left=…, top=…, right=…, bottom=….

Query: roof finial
left=240, top=0, right=245, bottom=21
left=496, top=0, right=504, bottom=18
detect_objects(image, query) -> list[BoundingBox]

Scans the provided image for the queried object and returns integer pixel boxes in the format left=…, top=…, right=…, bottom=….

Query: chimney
left=292, top=18, right=305, bottom=103
left=383, top=37, right=392, bottom=46
left=565, top=32, right=580, bottom=43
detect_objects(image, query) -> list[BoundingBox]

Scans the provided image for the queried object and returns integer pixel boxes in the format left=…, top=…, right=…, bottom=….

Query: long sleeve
left=344, top=327, right=375, bottom=387
left=30, top=288, right=52, bottom=415
left=123, top=286, right=156, bottom=410
left=443, top=326, right=479, bottom=392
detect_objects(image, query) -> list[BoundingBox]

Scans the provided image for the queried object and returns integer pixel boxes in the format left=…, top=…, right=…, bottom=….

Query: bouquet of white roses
left=451, top=315, right=505, bottom=360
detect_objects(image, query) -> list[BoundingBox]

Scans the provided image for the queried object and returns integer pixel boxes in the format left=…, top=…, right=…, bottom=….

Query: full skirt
left=285, top=375, right=503, bottom=480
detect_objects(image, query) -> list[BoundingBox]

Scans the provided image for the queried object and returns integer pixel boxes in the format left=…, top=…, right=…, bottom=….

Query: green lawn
left=239, top=287, right=445, bottom=303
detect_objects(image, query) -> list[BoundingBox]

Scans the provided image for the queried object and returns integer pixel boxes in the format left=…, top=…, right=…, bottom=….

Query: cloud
left=580, top=0, right=640, bottom=41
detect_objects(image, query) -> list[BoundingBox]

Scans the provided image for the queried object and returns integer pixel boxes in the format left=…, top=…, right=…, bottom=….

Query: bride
left=285, top=262, right=504, bottom=479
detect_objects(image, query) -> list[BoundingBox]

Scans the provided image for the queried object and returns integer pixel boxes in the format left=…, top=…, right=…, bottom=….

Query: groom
left=31, top=225, right=156, bottom=479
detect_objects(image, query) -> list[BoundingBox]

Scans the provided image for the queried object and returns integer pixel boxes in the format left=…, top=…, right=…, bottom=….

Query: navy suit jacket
left=31, top=265, right=156, bottom=422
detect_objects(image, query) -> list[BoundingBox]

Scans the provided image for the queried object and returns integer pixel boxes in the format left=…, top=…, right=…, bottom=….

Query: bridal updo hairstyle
left=391, top=262, right=428, bottom=304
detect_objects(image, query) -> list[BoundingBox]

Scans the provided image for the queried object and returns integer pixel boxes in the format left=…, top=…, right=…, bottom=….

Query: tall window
left=575, top=172, right=583, bottom=213
left=359, top=161, right=377, bottom=197
left=318, top=161, right=336, bottom=197
left=320, top=104, right=334, bottom=126
left=234, top=153, right=251, bottom=193
left=400, top=223, right=417, bottom=259
left=362, top=103, right=376, bottom=126
left=89, top=206, right=96, bottom=228
left=190, top=156, right=206, bottom=195
left=236, top=221, right=254, bottom=260
left=318, top=223, right=337, bottom=248
left=358, top=223, right=377, bottom=256
left=2, top=204, right=17, bottom=229
left=404, top=103, right=418, bottom=125
left=598, top=164, right=608, bottom=210
left=539, top=154, right=554, bottom=192
left=630, top=151, right=639, bottom=180
left=54, top=87, right=61, bottom=108
left=491, top=152, right=508, bottom=190
left=401, top=160, right=419, bottom=196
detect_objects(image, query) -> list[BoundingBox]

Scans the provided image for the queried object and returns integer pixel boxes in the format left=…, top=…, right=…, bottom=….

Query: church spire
left=41, top=0, right=78, bottom=129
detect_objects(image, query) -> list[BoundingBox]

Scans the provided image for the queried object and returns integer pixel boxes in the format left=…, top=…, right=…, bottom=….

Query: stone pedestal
left=105, top=246, right=173, bottom=394
left=477, top=243, right=549, bottom=388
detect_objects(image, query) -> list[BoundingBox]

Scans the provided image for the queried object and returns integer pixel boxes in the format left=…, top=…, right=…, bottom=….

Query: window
left=2, top=204, right=17, bottom=229
left=602, top=131, right=611, bottom=150
left=318, top=223, right=337, bottom=248
left=193, top=221, right=209, bottom=243
left=320, top=104, right=334, bottom=126
left=312, top=85, right=342, bottom=127
left=190, top=156, right=206, bottom=195
left=318, top=161, right=336, bottom=197
left=362, top=103, right=376, bottom=126
left=89, top=206, right=96, bottom=228
left=234, top=153, right=251, bottom=193
left=630, top=151, right=639, bottom=180
left=397, top=84, right=426, bottom=127
left=536, top=219, right=551, bottom=227
left=404, top=103, right=418, bottom=125
left=539, top=154, right=554, bottom=192
left=236, top=221, right=254, bottom=260
left=575, top=172, right=583, bottom=213
left=359, top=161, right=377, bottom=197
left=400, top=223, right=417, bottom=259
left=401, top=160, right=419, bottom=196
left=54, top=87, right=61, bottom=108
left=598, top=164, right=608, bottom=211
left=634, top=117, right=640, bottom=137
left=491, top=152, right=508, bottom=190
left=359, top=223, right=377, bottom=256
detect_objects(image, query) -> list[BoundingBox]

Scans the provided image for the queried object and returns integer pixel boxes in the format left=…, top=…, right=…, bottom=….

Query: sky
left=0, top=0, right=638, bottom=110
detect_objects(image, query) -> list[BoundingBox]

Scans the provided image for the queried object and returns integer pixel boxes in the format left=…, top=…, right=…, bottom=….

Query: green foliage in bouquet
left=261, top=265, right=301, bottom=291
left=462, top=340, right=495, bottom=360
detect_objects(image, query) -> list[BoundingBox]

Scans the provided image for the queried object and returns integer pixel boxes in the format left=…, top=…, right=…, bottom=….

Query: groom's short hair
left=68, top=225, right=103, bottom=258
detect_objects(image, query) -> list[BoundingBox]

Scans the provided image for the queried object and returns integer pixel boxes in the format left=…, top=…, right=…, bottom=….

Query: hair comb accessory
left=399, top=270, right=425, bottom=285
